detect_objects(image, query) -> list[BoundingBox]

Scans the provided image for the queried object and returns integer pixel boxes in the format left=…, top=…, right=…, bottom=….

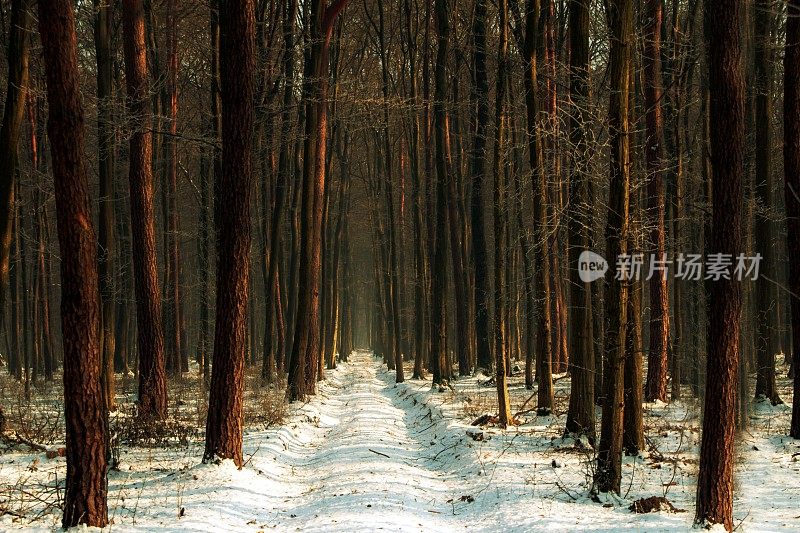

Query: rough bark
left=38, top=0, right=109, bottom=525
left=122, top=0, right=167, bottom=421
left=203, top=0, right=256, bottom=467
left=594, top=0, right=632, bottom=495
left=695, top=0, right=744, bottom=527
left=643, top=0, right=669, bottom=403
left=565, top=0, right=594, bottom=441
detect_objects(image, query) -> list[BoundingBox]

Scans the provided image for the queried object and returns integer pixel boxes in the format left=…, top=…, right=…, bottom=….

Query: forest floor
left=0, top=349, right=798, bottom=532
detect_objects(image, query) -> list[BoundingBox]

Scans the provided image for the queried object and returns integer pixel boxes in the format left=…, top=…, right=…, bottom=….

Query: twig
left=368, top=448, right=390, bottom=458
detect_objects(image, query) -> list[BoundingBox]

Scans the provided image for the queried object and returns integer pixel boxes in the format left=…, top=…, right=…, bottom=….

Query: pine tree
left=695, top=0, right=744, bottom=528
left=38, top=0, right=109, bottom=525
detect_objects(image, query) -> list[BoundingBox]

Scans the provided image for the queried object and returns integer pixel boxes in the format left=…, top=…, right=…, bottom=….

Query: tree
left=594, top=0, right=632, bottom=495
left=0, top=0, right=32, bottom=319
left=695, top=0, right=744, bottom=527
left=430, top=0, right=451, bottom=387
left=37, top=0, right=108, bottom=526
left=493, top=0, right=513, bottom=427
left=470, top=0, right=493, bottom=375
left=753, top=0, right=781, bottom=405
left=122, top=0, right=168, bottom=421
left=521, top=0, right=554, bottom=416
left=286, top=0, right=350, bottom=402
left=565, top=0, right=595, bottom=441
left=786, top=0, right=800, bottom=441
left=94, top=0, right=117, bottom=411
left=643, top=0, right=669, bottom=403
left=163, top=0, right=184, bottom=376
left=203, top=0, right=256, bottom=466
left=262, top=0, right=298, bottom=383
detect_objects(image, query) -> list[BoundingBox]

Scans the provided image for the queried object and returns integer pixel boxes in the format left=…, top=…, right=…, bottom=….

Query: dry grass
left=0, top=361, right=288, bottom=451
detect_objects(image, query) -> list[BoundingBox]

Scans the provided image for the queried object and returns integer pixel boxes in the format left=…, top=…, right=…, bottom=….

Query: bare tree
left=565, top=0, right=595, bottom=441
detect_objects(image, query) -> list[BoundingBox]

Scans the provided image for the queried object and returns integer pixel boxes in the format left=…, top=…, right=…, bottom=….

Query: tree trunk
left=203, top=0, right=256, bottom=467
left=95, top=0, right=117, bottom=411
left=624, top=278, right=644, bottom=455
left=695, top=0, right=744, bottom=527
left=286, top=0, right=349, bottom=401
left=786, top=0, right=800, bottom=440
left=469, top=0, right=492, bottom=375
left=565, top=0, right=594, bottom=441
left=643, top=0, right=669, bottom=403
left=163, top=0, right=184, bottom=376
left=492, top=0, right=513, bottom=427
left=0, top=0, right=32, bottom=320
left=38, top=0, right=109, bottom=525
left=122, top=0, right=168, bottom=422
left=521, top=0, right=554, bottom=416
left=753, top=0, right=781, bottom=405
left=594, top=0, right=632, bottom=495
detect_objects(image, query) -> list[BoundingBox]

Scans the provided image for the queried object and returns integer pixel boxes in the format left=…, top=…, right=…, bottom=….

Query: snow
left=1, top=350, right=799, bottom=531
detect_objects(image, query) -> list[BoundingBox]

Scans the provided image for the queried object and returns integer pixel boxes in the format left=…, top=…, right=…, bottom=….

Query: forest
left=0, top=0, right=798, bottom=530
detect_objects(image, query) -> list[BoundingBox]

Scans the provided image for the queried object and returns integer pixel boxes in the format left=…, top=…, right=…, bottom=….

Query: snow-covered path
left=249, top=350, right=472, bottom=532
left=6, top=348, right=799, bottom=532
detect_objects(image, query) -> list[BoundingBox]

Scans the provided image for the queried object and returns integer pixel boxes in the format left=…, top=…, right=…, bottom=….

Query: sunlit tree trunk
left=122, top=0, right=168, bottom=421
left=38, top=0, right=109, bottom=525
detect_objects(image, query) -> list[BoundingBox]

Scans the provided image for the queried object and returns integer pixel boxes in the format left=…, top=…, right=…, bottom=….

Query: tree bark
left=122, top=0, right=168, bottom=421
left=643, top=0, right=669, bottom=403
left=695, top=0, right=744, bottom=527
left=203, top=0, right=256, bottom=467
left=594, top=0, right=632, bottom=495
left=565, top=0, right=594, bottom=441
left=95, top=0, right=117, bottom=411
left=38, top=0, right=109, bottom=525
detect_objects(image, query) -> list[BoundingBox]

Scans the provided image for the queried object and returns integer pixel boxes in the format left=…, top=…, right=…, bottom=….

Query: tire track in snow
left=257, top=350, right=475, bottom=532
